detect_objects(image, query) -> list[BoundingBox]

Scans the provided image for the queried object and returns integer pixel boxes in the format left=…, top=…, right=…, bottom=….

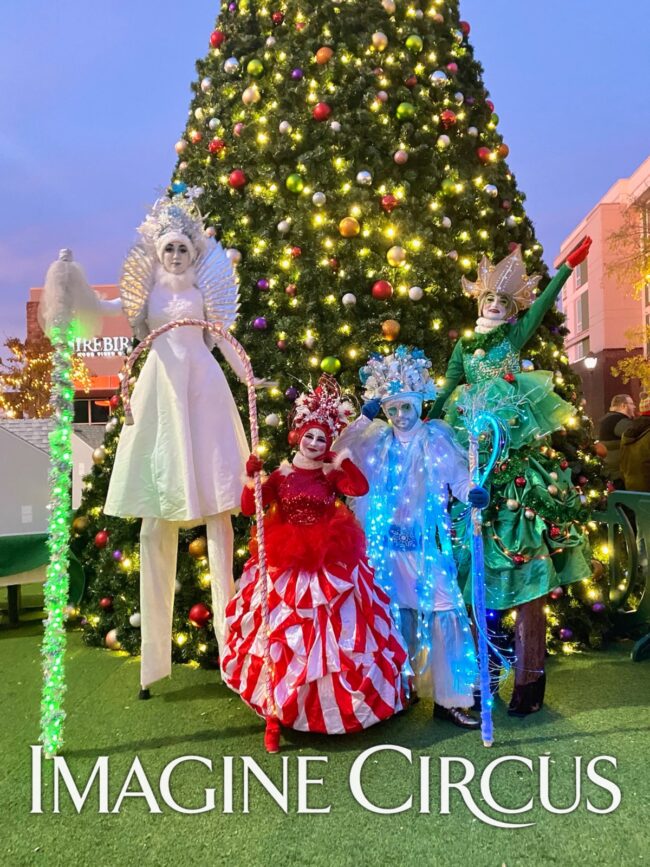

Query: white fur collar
left=474, top=316, right=505, bottom=334
left=154, top=265, right=197, bottom=295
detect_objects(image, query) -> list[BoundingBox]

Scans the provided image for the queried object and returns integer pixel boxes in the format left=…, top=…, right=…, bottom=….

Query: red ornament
left=497, top=143, right=510, bottom=159
left=296, top=21, right=307, bottom=31
left=290, top=246, right=302, bottom=259
left=228, top=169, right=247, bottom=189
left=440, top=109, right=457, bottom=129
left=312, top=102, right=332, bottom=122
left=94, top=530, right=109, bottom=549
left=381, top=194, right=398, bottom=213
left=549, top=586, right=564, bottom=600
left=271, top=11, right=285, bottom=25
left=190, top=130, right=203, bottom=144
left=512, top=554, right=526, bottom=567
left=549, top=526, right=562, bottom=540
left=371, top=280, right=393, bottom=300
left=404, top=75, right=418, bottom=89
left=99, top=597, right=113, bottom=610
left=578, top=475, right=589, bottom=487
left=504, top=372, right=516, bottom=383
left=515, top=476, right=526, bottom=488
left=477, top=146, right=492, bottom=164
left=288, top=430, right=300, bottom=445
left=329, top=257, right=340, bottom=271
left=501, top=199, right=512, bottom=211
left=448, top=329, right=459, bottom=340
left=486, top=99, right=495, bottom=112
left=208, top=138, right=225, bottom=154
left=285, top=284, right=297, bottom=296
left=109, top=394, right=120, bottom=410
left=188, top=602, right=213, bottom=629
left=277, top=339, right=288, bottom=351
left=210, top=29, right=225, bottom=48
left=459, top=20, right=471, bottom=36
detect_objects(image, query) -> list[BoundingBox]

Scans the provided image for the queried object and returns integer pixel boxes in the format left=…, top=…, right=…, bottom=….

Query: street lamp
left=584, top=352, right=598, bottom=371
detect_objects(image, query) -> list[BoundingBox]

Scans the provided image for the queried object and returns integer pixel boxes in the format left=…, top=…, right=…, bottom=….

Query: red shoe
left=264, top=718, right=281, bottom=753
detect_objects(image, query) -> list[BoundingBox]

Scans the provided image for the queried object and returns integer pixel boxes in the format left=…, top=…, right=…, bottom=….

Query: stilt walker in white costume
left=336, top=346, right=489, bottom=729
left=102, top=191, right=251, bottom=698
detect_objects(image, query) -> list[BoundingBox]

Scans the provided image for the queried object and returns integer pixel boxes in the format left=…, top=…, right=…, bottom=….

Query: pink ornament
left=393, top=149, right=408, bottom=165
left=446, top=62, right=458, bottom=74
left=233, top=122, right=245, bottom=136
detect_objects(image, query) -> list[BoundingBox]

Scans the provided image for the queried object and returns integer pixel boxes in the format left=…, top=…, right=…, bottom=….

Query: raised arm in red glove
left=566, top=236, right=592, bottom=269
left=245, top=454, right=264, bottom=477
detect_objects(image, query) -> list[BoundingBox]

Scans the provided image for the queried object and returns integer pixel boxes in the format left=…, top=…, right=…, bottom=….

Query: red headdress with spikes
left=289, top=374, right=356, bottom=448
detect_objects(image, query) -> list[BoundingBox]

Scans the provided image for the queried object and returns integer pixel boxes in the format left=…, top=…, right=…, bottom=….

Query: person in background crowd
left=598, top=394, right=636, bottom=489
left=620, top=394, right=650, bottom=492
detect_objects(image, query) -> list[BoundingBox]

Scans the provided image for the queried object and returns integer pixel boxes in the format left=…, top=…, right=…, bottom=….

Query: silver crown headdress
left=462, top=245, right=542, bottom=312
left=360, top=346, right=437, bottom=404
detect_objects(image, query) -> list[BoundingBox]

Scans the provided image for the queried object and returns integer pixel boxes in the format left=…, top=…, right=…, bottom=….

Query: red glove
left=322, top=451, right=338, bottom=464
left=245, top=454, right=264, bottom=477
left=566, top=236, right=592, bottom=269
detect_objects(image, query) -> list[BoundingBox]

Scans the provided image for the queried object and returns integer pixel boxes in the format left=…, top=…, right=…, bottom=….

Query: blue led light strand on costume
left=466, top=411, right=510, bottom=747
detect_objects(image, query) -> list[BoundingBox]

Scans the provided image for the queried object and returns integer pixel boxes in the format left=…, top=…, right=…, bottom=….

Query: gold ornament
left=339, top=216, right=361, bottom=238
left=92, top=446, right=107, bottom=465
left=72, top=515, right=89, bottom=533
left=381, top=319, right=401, bottom=341
left=387, top=245, right=406, bottom=266
left=189, top=537, right=208, bottom=559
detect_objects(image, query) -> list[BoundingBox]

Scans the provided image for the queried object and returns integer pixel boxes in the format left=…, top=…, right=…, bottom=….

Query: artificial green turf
left=1, top=618, right=649, bottom=867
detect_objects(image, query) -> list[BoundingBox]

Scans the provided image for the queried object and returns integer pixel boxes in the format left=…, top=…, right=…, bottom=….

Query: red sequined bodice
left=275, top=468, right=337, bottom=525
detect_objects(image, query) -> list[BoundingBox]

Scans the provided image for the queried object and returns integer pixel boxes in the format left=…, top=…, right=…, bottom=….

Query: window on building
left=575, top=259, right=588, bottom=288
left=573, top=337, right=590, bottom=362
left=73, top=399, right=110, bottom=424
left=575, top=291, right=590, bottom=332
left=74, top=400, right=90, bottom=424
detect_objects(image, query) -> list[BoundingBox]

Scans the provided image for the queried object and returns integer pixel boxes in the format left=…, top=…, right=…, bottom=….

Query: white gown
left=104, top=281, right=249, bottom=522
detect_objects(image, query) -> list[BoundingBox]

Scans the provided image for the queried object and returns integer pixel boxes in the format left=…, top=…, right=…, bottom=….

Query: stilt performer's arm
left=120, top=318, right=278, bottom=749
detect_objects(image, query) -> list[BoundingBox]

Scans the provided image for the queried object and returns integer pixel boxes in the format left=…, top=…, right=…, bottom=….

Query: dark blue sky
left=1, top=1, right=648, bottom=342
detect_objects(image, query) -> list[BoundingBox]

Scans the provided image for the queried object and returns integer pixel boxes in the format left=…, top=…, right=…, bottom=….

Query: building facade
left=554, top=156, right=650, bottom=421
left=27, top=284, right=132, bottom=424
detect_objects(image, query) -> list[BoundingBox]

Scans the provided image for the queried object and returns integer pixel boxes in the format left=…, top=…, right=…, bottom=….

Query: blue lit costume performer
left=428, top=240, right=593, bottom=715
left=336, top=347, right=487, bottom=729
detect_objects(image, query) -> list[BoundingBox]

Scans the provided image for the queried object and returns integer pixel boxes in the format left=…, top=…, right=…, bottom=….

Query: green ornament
left=405, top=34, right=423, bottom=53
left=286, top=173, right=304, bottom=193
left=490, top=113, right=500, bottom=125
left=396, top=101, right=416, bottom=121
left=247, top=59, right=264, bottom=78
left=320, top=356, right=342, bottom=375
left=441, top=178, right=456, bottom=195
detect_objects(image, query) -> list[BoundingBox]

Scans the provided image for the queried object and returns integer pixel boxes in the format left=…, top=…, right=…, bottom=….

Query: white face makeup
left=383, top=400, right=420, bottom=432
left=480, top=291, right=510, bottom=321
left=161, top=240, right=192, bottom=275
left=299, top=427, right=328, bottom=460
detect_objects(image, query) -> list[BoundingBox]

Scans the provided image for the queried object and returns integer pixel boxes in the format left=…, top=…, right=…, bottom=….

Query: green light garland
left=40, top=320, right=75, bottom=758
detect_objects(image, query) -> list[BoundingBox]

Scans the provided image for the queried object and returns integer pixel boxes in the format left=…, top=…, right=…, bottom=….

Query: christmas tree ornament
left=253, top=317, right=268, bottom=330
left=329, top=257, right=340, bottom=270
left=129, top=612, right=142, bottom=628
left=208, top=117, right=220, bottom=130
left=312, top=191, right=326, bottom=206
left=380, top=193, right=398, bottom=212
left=174, top=579, right=182, bottom=594
left=405, top=34, right=423, bottom=53
left=559, top=627, right=573, bottom=641
left=521, top=359, right=535, bottom=372
left=497, top=143, right=510, bottom=158
left=408, top=285, right=423, bottom=301
left=484, top=184, right=499, bottom=198
left=372, top=31, right=388, bottom=50
left=468, top=126, right=479, bottom=137
left=441, top=216, right=452, bottom=228
left=189, top=602, right=213, bottom=628
left=286, top=173, right=304, bottom=193
left=277, top=219, right=291, bottom=234
left=291, top=246, right=302, bottom=258
left=381, top=0, right=396, bottom=12
left=459, top=20, right=471, bottom=36
left=396, top=102, right=416, bottom=121
left=446, top=62, right=459, bottom=74
left=393, top=149, right=409, bottom=165
left=112, top=549, right=123, bottom=561
left=437, top=134, right=451, bottom=149
left=256, top=278, right=270, bottom=291
left=387, top=245, right=406, bottom=266
left=247, top=59, right=264, bottom=77
left=223, top=57, right=240, bottom=74
left=592, top=602, right=606, bottom=614
left=486, top=99, right=495, bottom=112
left=228, top=169, right=247, bottom=188
left=190, top=130, right=203, bottom=144
left=454, top=91, right=465, bottom=104
left=447, top=249, right=459, bottom=260
left=316, top=46, right=334, bottom=64
left=277, top=339, right=288, bottom=351
left=372, top=280, right=393, bottom=300
left=506, top=216, right=517, bottom=228
left=506, top=498, right=520, bottom=511
left=440, top=109, right=457, bottom=129
left=72, top=515, right=89, bottom=533
left=356, top=170, right=372, bottom=186
left=452, top=29, right=464, bottom=44
left=376, top=90, right=388, bottom=102
left=200, top=77, right=213, bottom=93
left=430, top=70, right=448, bottom=86
left=233, top=122, right=245, bottom=136
left=285, top=284, right=297, bottom=296
left=266, top=36, right=276, bottom=47
left=279, top=120, right=292, bottom=134
left=477, top=146, right=492, bottom=164
left=404, top=75, right=418, bottom=89
left=242, top=84, right=261, bottom=105
left=272, top=10, right=285, bottom=25
left=225, top=248, right=242, bottom=264
left=381, top=319, right=400, bottom=341
left=174, top=140, right=188, bottom=155
left=320, top=356, right=342, bottom=374
left=342, top=293, right=357, bottom=306
left=92, top=446, right=107, bottom=465
left=265, top=413, right=280, bottom=427
left=291, top=67, right=304, bottom=80
left=210, top=30, right=225, bottom=49
left=94, top=530, right=109, bottom=549
left=524, top=508, right=535, bottom=520
left=208, top=137, right=226, bottom=153
left=330, top=121, right=342, bottom=132
left=304, top=335, right=316, bottom=349
left=441, top=178, right=456, bottom=195
left=188, top=537, right=208, bottom=559
left=432, top=12, right=444, bottom=23
left=339, top=216, right=361, bottom=237
left=312, top=102, right=332, bottom=121
left=105, top=629, right=121, bottom=650
left=99, top=597, right=113, bottom=610
left=285, top=386, right=298, bottom=401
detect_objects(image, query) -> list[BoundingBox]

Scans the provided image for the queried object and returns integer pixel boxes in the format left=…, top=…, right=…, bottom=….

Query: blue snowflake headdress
left=137, top=189, right=208, bottom=263
left=359, top=345, right=438, bottom=405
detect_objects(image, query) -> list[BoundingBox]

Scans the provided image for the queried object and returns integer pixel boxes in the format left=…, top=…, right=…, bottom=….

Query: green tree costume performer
left=428, top=238, right=593, bottom=716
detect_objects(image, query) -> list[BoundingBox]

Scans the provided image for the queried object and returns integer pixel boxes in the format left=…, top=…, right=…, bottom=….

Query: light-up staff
left=120, top=318, right=278, bottom=748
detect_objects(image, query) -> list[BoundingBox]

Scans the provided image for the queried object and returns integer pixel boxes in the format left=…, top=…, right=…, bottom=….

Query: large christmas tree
left=75, top=0, right=609, bottom=664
